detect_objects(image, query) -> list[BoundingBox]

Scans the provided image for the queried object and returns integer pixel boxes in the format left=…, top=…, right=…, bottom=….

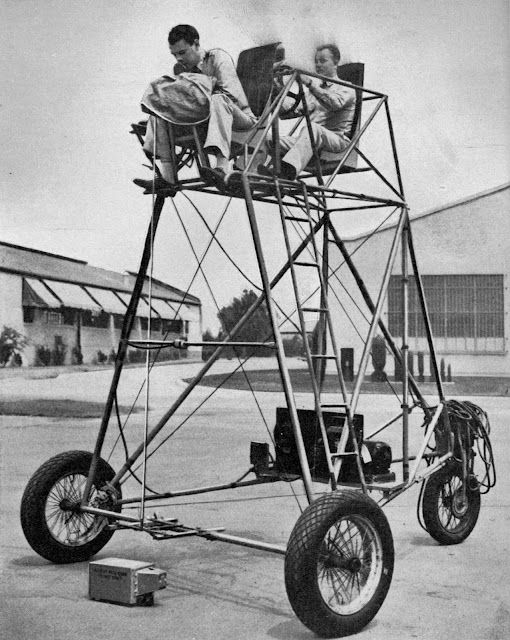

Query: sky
left=1, top=0, right=509, bottom=331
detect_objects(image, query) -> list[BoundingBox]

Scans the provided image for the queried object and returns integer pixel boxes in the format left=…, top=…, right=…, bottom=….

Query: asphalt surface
left=1, top=360, right=509, bottom=639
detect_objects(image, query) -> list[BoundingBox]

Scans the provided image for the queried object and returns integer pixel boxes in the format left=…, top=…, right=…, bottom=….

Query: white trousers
left=279, top=122, right=349, bottom=175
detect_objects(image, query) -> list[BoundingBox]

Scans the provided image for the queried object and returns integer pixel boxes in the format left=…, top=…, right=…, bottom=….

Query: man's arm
left=205, top=48, right=250, bottom=111
left=302, top=77, right=353, bottom=112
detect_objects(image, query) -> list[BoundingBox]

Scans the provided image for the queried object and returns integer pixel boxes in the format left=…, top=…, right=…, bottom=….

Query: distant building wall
left=329, top=185, right=510, bottom=377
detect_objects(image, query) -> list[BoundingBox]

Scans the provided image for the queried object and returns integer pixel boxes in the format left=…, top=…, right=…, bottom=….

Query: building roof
left=0, top=241, right=201, bottom=307
left=343, top=182, right=510, bottom=242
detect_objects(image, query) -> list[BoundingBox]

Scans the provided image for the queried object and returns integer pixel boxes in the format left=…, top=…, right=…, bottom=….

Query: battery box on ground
left=89, top=558, right=166, bottom=606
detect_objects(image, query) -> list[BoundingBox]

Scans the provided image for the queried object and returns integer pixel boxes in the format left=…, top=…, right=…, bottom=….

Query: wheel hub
left=324, top=552, right=362, bottom=573
left=59, top=498, right=81, bottom=513
left=452, top=490, right=468, bottom=517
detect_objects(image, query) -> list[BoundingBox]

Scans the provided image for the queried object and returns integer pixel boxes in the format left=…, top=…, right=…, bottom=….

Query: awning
left=143, top=297, right=182, bottom=320
left=85, top=287, right=129, bottom=315
left=23, top=278, right=61, bottom=308
left=115, top=292, right=151, bottom=318
left=43, top=280, right=102, bottom=312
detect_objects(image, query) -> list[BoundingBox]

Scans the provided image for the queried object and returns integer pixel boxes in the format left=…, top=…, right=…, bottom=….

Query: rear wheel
left=422, top=461, right=480, bottom=545
left=285, top=490, right=394, bottom=638
left=20, top=450, right=121, bottom=564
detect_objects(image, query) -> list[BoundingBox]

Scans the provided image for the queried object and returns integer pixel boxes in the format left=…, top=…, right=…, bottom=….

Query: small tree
left=371, top=334, right=387, bottom=382
left=217, top=289, right=272, bottom=357
left=202, top=328, right=217, bottom=361
left=0, top=326, right=28, bottom=367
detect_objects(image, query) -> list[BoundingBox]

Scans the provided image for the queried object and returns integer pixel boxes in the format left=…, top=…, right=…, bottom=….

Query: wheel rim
left=438, top=475, right=470, bottom=532
left=317, top=514, right=384, bottom=615
left=45, top=472, right=108, bottom=547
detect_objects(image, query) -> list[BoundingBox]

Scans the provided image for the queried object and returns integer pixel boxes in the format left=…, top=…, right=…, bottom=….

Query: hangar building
left=0, top=241, right=202, bottom=367
left=329, top=183, right=509, bottom=378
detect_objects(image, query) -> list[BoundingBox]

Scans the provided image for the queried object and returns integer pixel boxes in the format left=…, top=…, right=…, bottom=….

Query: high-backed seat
left=304, top=62, right=365, bottom=175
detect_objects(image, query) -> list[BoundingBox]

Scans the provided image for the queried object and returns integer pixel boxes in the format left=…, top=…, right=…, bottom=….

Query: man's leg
left=281, top=123, right=349, bottom=179
left=205, top=94, right=256, bottom=172
left=142, top=116, right=176, bottom=183
left=134, top=115, right=177, bottom=193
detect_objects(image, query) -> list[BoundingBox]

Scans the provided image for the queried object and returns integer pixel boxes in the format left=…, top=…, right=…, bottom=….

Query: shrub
left=35, top=345, right=52, bottom=366
left=97, top=350, right=108, bottom=364
left=51, top=336, right=67, bottom=366
left=0, top=326, right=28, bottom=367
left=71, top=346, right=83, bottom=365
left=283, top=335, right=305, bottom=357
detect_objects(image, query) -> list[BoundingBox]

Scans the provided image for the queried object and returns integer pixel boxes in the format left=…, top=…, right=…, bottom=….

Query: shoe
left=257, top=162, right=297, bottom=181
left=199, top=166, right=228, bottom=193
left=257, top=163, right=276, bottom=178
left=133, top=177, right=178, bottom=196
left=280, top=161, right=297, bottom=181
left=225, top=170, right=246, bottom=196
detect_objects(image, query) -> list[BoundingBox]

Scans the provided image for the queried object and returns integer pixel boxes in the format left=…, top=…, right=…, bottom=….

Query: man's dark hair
left=168, top=24, right=199, bottom=46
left=317, top=44, right=341, bottom=64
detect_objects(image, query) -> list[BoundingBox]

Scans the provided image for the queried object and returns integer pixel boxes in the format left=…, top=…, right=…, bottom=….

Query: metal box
left=89, top=558, right=166, bottom=606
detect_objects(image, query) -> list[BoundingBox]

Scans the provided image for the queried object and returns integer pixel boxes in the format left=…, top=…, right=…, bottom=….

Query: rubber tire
left=20, top=450, right=121, bottom=564
left=422, top=461, right=480, bottom=545
left=285, top=490, right=394, bottom=638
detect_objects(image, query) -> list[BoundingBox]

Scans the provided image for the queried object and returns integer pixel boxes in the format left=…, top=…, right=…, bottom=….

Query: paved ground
left=1, top=360, right=509, bottom=639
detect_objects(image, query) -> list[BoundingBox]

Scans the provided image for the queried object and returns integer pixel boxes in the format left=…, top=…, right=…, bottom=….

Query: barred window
left=388, top=275, right=504, bottom=354
left=42, top=310, right=63, bottom=325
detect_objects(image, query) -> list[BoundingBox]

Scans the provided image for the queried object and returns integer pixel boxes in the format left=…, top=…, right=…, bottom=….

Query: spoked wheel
left=20, top=450, right=121, bottom=564
left=285, top=490, right=394, bottom=638
left=421, top=461, right=480, bottom=545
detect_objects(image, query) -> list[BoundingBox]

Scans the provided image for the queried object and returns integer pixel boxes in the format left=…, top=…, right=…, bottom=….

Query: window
left=163, top=319, right=183, bottom=334
left=62, top=307, right=76, bottom=325
left=388, top=275, right=504, bottom=354
left=23, top=306, right=35, bottom=323
left=42, top=310, right=63, bottom=325
left=113, top=314, right=125, bottom=329
left=82, top=310, right=110, bottom=328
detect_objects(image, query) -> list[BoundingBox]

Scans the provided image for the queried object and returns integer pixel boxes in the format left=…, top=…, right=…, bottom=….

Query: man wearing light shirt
left=135, top=24, right=256, bottom=193
left=261, top=44, right=355, bottom=181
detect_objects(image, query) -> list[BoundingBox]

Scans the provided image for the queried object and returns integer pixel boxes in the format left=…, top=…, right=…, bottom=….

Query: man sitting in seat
left=259, top=44, right=355, bottom=181
left=135, top=24, right=257, bottom=193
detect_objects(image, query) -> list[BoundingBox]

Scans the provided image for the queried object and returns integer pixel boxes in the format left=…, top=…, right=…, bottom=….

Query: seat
left=230, top=43, right=283, bottom=163
left=304, top=62, right=365, bottom=176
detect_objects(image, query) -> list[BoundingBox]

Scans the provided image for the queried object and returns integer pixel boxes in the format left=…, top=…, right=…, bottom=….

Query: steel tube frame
left=82, top=194, right=166, bottom=504
left=326, top=221, right=430, bottom=413
left=118, top=475, right=282, bottom=506
left=241, top=173, right=315, bottom=502
left=80, top=67, right=453, bottom=550
left=106, top=207, right=328, bottom=488
left=349, top=209, right=407, bottom=416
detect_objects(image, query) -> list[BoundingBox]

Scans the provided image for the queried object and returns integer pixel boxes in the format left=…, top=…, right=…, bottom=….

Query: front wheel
left=20, top=450, right=121, bottom=564
left=285, top=490, right=394, bottom=638
left=421, top=461, right=480, bottom=545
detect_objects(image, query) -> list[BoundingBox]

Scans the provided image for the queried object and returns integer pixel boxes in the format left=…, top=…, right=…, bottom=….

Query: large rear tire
left=20, top=450, right=121, bottom=564
left=422, top=461, right=480, bottom=545
left=285, top=490, right=394, bottom=638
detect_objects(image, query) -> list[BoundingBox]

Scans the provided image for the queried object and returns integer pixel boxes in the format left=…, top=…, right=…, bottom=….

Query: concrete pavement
left=1, top=361, right=509, bottom=639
